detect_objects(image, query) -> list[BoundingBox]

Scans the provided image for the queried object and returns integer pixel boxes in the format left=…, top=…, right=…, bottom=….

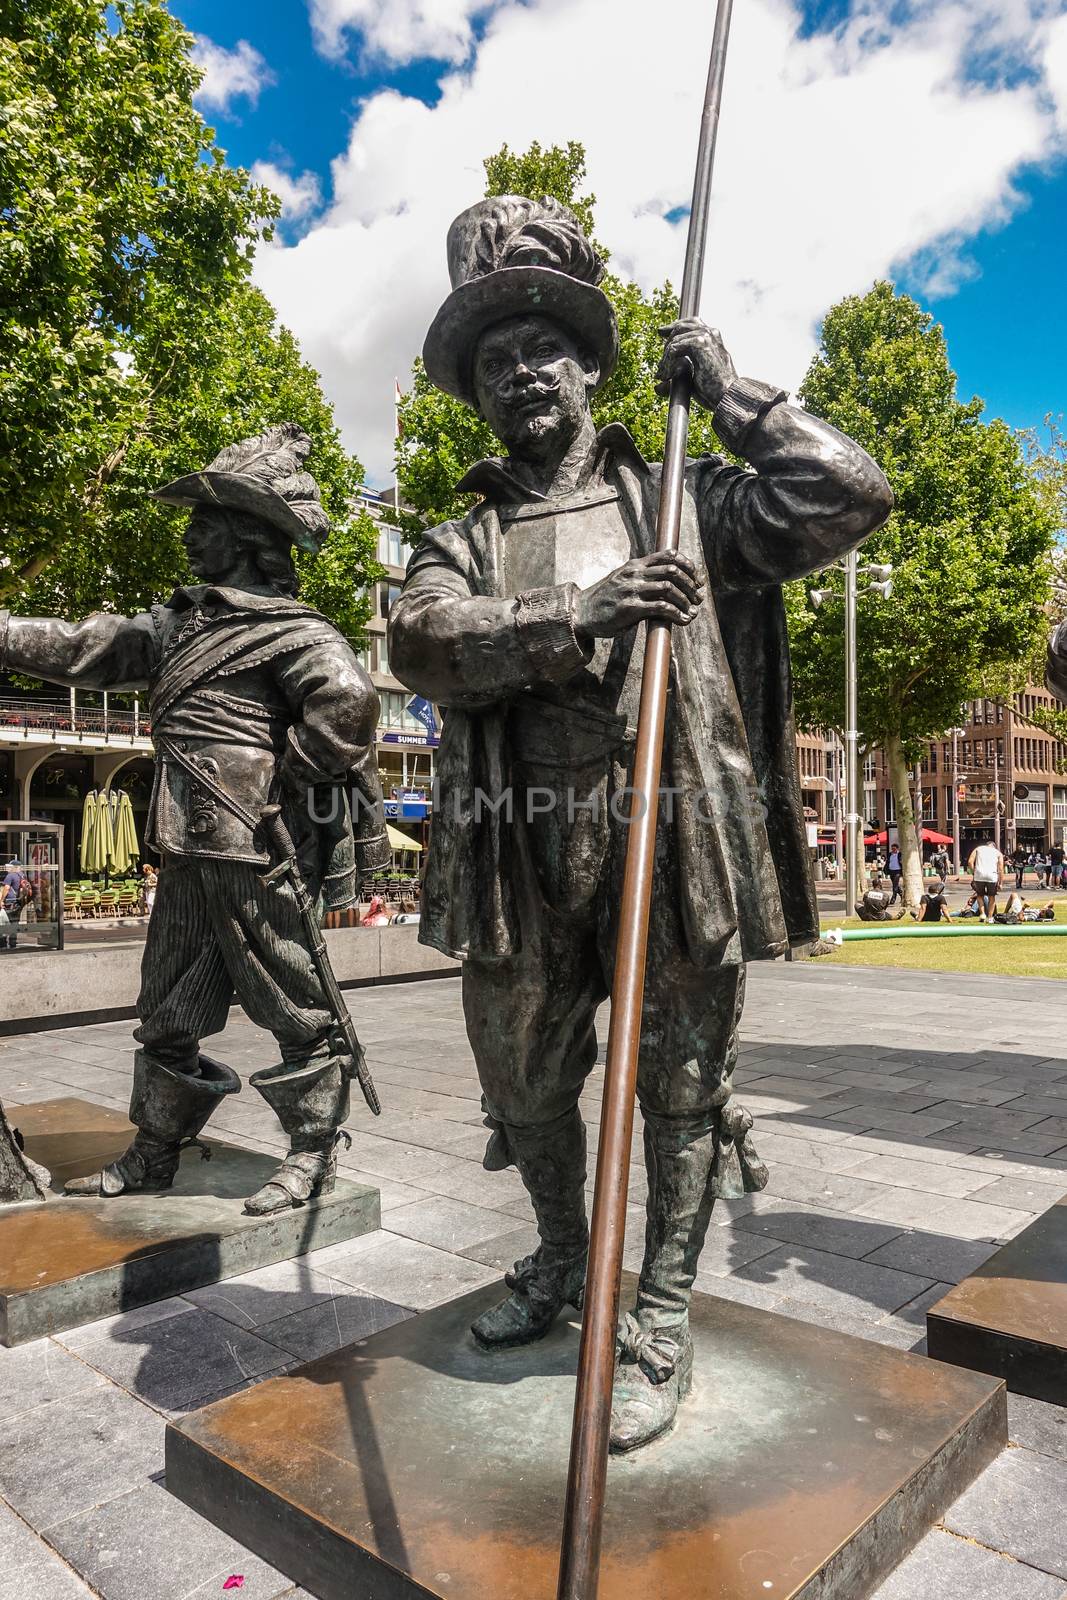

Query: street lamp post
left=812, top=558, right=893, bottom=918
left=844, top=550, right=860, bottom=914
left=951, top=727, right=963, bottom=876
left=832, top=730, right=844, bottom=884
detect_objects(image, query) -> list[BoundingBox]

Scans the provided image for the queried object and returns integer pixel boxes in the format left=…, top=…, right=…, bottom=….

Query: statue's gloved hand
left=573, top=551, right=705, bottom=641
left=655, top=317, right=737, bottom=410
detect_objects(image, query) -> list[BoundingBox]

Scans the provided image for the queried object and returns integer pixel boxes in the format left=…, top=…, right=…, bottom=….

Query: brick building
left=793, top=687, right=1067, bottom=860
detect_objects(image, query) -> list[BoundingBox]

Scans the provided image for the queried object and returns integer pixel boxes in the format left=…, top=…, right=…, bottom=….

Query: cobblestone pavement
left=1, top=961, right=1066, bottom=1600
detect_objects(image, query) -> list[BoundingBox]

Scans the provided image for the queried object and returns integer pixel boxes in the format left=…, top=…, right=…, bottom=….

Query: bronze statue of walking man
left=0, top=424, right=388, bottom=1214
left=390, top=195, right=892, bottom=1451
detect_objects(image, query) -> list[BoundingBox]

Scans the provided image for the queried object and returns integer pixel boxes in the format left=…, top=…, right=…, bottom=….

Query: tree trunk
left=884, top=731, right=924, bottom=910
left=0, top=1099, right=49, bottom=1205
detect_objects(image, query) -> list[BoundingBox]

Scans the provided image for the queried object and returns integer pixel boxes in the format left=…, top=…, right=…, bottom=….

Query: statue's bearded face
left=472, top=314, right=599, bottom=456
left=183, top=507, right=236, bottom=582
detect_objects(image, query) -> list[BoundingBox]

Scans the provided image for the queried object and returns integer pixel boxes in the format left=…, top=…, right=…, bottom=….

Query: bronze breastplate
left=501, top=485, right=641, bottom=760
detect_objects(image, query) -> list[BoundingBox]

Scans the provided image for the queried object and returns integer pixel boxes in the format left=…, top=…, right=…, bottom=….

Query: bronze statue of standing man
left=1, top=424, right=388, bottom=1214
left=390, top=196, right=892, bottom=1452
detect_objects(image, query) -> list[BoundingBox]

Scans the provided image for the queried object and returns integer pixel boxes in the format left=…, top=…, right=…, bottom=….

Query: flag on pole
left=405, top=695, right=437, bottom=739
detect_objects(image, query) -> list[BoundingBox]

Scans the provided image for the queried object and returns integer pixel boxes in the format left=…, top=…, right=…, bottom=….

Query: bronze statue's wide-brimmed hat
left=152, top=422, right=330, bottom=554
left=423, top=195, right=619, bottom=406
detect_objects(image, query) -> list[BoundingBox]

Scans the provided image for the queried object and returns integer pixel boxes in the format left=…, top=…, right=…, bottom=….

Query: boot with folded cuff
left=243, top=1053, right=351, bottom=1216
left=64, top=1050, right=240, bottom=1198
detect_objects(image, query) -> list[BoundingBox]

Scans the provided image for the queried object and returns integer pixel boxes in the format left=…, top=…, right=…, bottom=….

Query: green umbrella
left=79, top=791, right=98, bottom=876
left=94, top=788, right=116, bottom=877
left=112, top=791, right=140, bottom=874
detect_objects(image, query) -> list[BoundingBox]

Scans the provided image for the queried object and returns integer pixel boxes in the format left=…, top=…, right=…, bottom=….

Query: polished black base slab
left=167, top=1277, right=1006, bottom=1600
left=0, top=1098, right=379, bottom=1345
left=928, top=1196, right=1067, bottom=1403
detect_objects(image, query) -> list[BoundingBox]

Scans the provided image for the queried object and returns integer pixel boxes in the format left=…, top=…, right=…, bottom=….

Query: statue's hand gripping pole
left=556, top=4, right=735, bottom=1596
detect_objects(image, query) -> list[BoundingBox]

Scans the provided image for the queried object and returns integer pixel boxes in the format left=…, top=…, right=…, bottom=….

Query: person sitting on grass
left=954, top=891, right=981, bottom=918
left=914, top=878, right=950, bottom=923
left=855, top=886, right=904, bottom=922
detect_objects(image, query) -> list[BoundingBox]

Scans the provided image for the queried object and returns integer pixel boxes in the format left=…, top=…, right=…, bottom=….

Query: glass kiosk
left=0, top=822, right=64, bottom=952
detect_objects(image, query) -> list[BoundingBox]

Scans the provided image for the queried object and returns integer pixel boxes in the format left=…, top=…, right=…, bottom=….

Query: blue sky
left=170, top=0, right=1067, bottom=478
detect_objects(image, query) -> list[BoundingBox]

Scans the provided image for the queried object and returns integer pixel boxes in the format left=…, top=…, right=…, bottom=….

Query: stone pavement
left=1, top=960, right=1066, bottom=1600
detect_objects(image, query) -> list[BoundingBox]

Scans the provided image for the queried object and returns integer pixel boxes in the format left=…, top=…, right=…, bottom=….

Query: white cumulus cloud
left=309, top=0, right=493, bottom=64
left=191, top=37, right=275, bottom=112
left=250, top=162, right=324, bottom=221
left=257, top=0, right=1067, bottom=483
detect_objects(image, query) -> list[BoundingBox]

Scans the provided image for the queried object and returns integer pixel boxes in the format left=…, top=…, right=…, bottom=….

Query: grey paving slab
left=0, top=1337, right=103, bottom=1422
left=305, top=1231, right=498, bottom=1311
left=870, top=1527, right=1065, bottom=1600
left=971, top=1174, right=1067, bottom=1211
left=743, top=1128, right=875, bottom=1174
left=1008, top=1393, right=1067, bottom=1462
left=943, top=1448, right=1067, bottom=1579
left=337, top=1133, right=460, bottom=1184
left=458, top=1223, right=542, bottom=1271
left=57, top=1302, right=287, bottom=1415
left=846, top=1131, right=988, bottom=1164
left=184, top=1259, right=348, bottom=1331
left=251, top=1291, right=411, bottom=1364
left=44, top=1481, right=293, bottom=1600
left=769, top=1296, right=923, bottom=1351
left=0, top=1501, right=94, bottom=1600
left=0, top=1382, right=164, bottom=1530
left=723, top=1193, right=907, bottom=1259
left=846, top=1151, right=998, bottom=1198
left=412, top=1157, right=535, bottom=1212
left=827, top=1105, right=971, bottom=1137
left=385, top=1195, right=525, bottom=1253
left=853, top=1185, right=1034, bottom=1242
left=759, top=1160, right=900, bottom=1214
left=862, top=1231, right=999, bottom=1284
left=732, top=1241, right=932, bottom=1322
left=921, top=1101, right=1048, bottom=1135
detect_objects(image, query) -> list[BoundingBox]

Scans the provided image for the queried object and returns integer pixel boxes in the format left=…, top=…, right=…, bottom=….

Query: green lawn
left=816, top=902, right=1067, bottom=980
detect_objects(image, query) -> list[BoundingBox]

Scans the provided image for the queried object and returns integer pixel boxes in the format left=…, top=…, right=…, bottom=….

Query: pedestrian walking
left=967, top=837, right=1004, bottom=922
left=886, top=842, right=903, bottom=904
left=1051, top=843, right=1065, bottom=888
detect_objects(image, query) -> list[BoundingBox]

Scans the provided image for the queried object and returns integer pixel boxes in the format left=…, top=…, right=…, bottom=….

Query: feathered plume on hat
left=152, top=422, right=330, bottom=554
left=423, top=195, right=619, bottom=406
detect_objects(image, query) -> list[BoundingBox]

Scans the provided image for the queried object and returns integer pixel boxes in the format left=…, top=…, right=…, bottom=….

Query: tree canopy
left=396, top=140, right=723, bottom=533
left=786, top=283, right=1058, bottom=899
left=0, top=0, right=378, bottom=636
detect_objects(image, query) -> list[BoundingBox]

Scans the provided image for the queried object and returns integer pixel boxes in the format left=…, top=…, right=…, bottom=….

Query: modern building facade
left=792, top=692, right=1067, bottom=857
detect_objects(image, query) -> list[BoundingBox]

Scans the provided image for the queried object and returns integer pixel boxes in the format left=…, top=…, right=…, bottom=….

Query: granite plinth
left=927, top=1196, right=1067, bottom=1403
left=166, top=1277, right=1006, bottom=1600
left=0, top=1097, right=380, bottom=1346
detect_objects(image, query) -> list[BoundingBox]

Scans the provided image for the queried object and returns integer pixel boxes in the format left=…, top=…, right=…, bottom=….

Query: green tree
left=0, top=0, right=378, bottom=634
left=396, top=140, right=722, bottom=532
left=787, top=283, right=1057, bottom=905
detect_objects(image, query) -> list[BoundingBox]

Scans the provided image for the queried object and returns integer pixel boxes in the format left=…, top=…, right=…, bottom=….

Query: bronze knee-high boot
left=244, top=1054, right=351, bottom=1216
left=65, top=1051, right=240, bottom=1197
left=471, top=1107, right=588, bottom=1349
left=610, top=1103, right=767, bottom=1452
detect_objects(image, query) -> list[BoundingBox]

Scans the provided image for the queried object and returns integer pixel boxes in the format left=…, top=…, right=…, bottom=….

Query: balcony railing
left=1014, top=799, right=1047, bottom=821
left=0, top=697, right=151, bottom=746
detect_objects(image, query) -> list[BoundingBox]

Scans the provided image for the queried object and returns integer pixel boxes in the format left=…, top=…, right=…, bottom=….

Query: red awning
left=863, top=827, right=954, bottom=846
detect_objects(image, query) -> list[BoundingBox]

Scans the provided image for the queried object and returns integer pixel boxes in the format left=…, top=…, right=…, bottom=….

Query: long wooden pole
left=555, top=5, right=736, bottom=1597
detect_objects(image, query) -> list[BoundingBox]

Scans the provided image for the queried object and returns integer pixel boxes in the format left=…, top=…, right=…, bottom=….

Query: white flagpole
left=393, top=378, right=401, bottom=516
